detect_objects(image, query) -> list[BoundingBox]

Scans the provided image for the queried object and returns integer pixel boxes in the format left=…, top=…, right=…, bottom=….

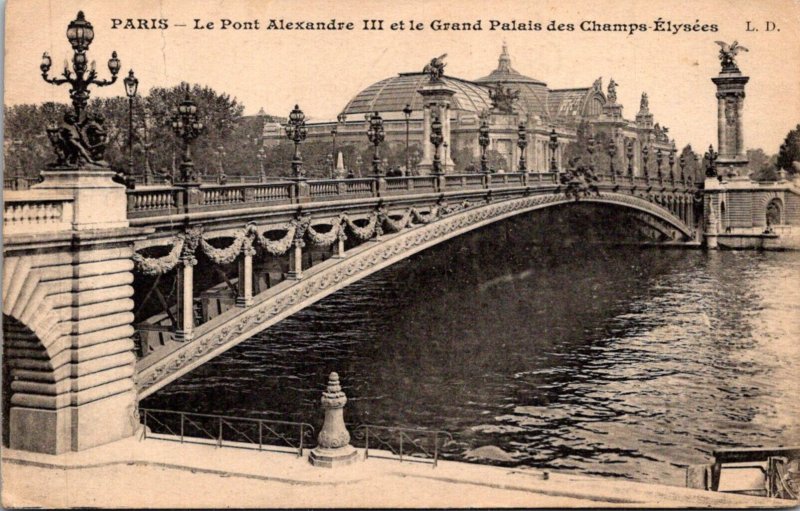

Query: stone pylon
left=309, top=372, right=359, bottom=467
left=711, top=48, right=750, bottom=178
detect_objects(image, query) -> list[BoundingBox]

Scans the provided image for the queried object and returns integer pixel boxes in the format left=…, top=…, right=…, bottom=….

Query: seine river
left=144, top=208, right=800, bottom=487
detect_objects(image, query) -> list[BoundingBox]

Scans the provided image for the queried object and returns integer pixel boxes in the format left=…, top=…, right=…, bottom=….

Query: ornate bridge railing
left=126, top=172, right=700, bottom=220
left=140, top=408, right=315, bottom=457
left=352, top=424, right=454, bottom=467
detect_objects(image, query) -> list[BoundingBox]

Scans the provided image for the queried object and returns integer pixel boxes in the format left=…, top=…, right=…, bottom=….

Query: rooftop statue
left=423, top=54, right=447, bottom=82
left=592, top=77, right=603, bottom=92
left=489, top=83, right=520, bottom=113
left=640, top=92, right=649, bottom=111
left=715, top=40, right=748, bottom=72
left=607, top=78, right=618, bottom=103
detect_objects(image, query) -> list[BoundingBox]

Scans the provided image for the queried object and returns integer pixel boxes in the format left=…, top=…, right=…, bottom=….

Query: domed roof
left=474, top=44, right=547, bottom=86
left=341, top=73, right=492, bottom=116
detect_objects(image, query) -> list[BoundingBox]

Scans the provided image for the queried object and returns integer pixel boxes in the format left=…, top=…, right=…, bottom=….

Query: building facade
left=264, top=45, right=676, bottom=175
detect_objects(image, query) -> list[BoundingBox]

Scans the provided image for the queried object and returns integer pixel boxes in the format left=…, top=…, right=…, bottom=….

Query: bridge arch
left=137, top=191, right=694, bottom=398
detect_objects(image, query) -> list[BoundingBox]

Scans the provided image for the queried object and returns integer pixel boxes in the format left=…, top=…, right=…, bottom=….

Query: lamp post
left=354, top=154, right=362, bottom=178
left=123, top=69, right=138, bottom=184
left=642, top=144, right=650, bottom=184
left=141, top=107, right=154, bottom=185
left=217, top=144, right=227, bottom=184
left=430, top=112, right=444, bottom=175
left=330, top=126, right=338, bottom=178
left=679, top=154, right=687, bottom=185
left=40, top=11, right=121, bottom=124
left=402, top=104, right=412, bottom=173
left=285, top=104, right=308, bottom=180
left=517, top=121, right=528, bottom=174
left=366, top=111, right=385, bottom=177
left=326, top=153, right=334, bottom=177
left=626, top=139, right=634, bottom=179
left=656, top=148, right=664, bottom=183
left=478, top=115, right=490, bottom=174
left=669, top=140, right=676, bottom=184
left=170, top=95, right=205, bottom=184
left=587, top=131, right=595, bottom=175
left=335, top=112, right=346, bottom=177
left=548, top=128, right=559, bottom=173
left=607, top=135, right=618, bottom=182
left=257, top=147, right=267, bottom=182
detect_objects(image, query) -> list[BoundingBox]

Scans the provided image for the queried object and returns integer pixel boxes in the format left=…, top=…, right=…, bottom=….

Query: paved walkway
left=1, top=436, right=792, bottom=508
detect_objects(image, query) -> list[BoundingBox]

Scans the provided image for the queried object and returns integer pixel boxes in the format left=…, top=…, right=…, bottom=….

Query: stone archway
left=766, top=198, right=783, bottom=227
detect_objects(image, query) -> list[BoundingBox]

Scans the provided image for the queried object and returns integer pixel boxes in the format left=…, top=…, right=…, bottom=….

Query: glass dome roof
left=341, top=73, right=492, bottom=116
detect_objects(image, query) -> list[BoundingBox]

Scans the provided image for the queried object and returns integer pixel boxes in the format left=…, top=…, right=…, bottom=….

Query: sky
left=4, top=0, right=800, bottom=154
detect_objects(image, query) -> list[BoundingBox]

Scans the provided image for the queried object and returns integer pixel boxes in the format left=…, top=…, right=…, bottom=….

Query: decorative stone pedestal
left=309, top=372, right=359, bottom=467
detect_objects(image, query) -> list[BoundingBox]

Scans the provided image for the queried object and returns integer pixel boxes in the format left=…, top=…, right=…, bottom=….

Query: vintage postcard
left=2, top=0, right=799, bottom=507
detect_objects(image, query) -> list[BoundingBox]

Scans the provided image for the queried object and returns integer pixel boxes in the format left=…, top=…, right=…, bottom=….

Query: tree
left=746, top=148, right=779, bottom=181
left=776, top=124, right=800, bottom=174
left=4, top=82, right=256, bottom=182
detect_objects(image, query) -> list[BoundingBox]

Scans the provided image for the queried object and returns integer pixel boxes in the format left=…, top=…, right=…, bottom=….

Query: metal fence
left=140, top=408, right=315, bottom=457
left=351, top=424, right=454, bottom=467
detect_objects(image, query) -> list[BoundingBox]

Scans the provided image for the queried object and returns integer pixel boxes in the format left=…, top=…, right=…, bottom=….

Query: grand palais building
left=263, top=45, right=675, bottom=175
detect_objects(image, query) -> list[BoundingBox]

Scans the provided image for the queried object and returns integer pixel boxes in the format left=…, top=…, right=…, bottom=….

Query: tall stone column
left=416, top=81, right=456, bottom=174
left=174, top=260, right=195, bottom=341
left=711, top=51, right=749, bottom=178
left=236, top=243, right=254, bottom=307
left=422, top=105, right=432, bottom=168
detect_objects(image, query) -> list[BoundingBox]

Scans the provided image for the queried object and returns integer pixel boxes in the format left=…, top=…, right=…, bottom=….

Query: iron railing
left=140, top=408, right=315, bottom=457
left=118, top=172, right=698, bottom=219
left=351, top=424, right=454, bottom=467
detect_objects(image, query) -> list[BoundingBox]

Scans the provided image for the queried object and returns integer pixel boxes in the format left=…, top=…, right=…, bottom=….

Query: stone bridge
left=3, top=169, right=701, bottom=453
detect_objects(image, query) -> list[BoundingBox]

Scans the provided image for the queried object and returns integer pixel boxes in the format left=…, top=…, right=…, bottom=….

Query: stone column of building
left=417, top=81, right=457, bottom=174
left=3, top=169, right=144, bottom=454
left=711, top=55, right=749, bottom=178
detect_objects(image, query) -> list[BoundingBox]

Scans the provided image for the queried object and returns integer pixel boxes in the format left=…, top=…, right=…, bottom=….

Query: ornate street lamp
left=478, top=115, right=490, bottom=174
left=587, top=132, right=596, bottom=174
left=705, top=145, right=718, bottom=178
left=548, top=128, right=559, bottom=173
left=141, top=107, right=154, bottom=185
left=517, top=121, right=528, bottom=174
left=257, top=147, right=267, bottom=182
left=217, top=144, right=227, bottom=184
left=170, top=94, right=205, bottom=184
left=366, top=111, right=385, bottom=176
left=669, top=140, right=676, bottom=184
left=626, top=139, right=635, bottom=178
left=607, top=135, right=618, bottom=182
left=123, top=69, right=138, bottom=183
left=430, top=112, right=444, bottom=175
left=335, top=112, right=346, bottom=177
left=642, top=144, right=650, bottom=184
left=679, top=154, right=687, bottom=185
left=41, top=11, right=121, bottom=123
left=326, top=153, right=334, bottom=177
left=285, top=104, right=308, bottom=180
left=656, top=148, right=664, bottom=183
left=403, top=104, right=413, bottom=173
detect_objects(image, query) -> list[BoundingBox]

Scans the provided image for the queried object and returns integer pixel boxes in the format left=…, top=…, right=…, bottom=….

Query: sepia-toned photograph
left=2, top=0, right=799, bottom=507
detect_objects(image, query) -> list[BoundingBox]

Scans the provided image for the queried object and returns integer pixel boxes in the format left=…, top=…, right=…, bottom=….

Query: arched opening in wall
left=720, top=201, right=727, bottom=232
left=1, top=314, right=46, bottom=447
left=766, top=198, right=783, bottom=227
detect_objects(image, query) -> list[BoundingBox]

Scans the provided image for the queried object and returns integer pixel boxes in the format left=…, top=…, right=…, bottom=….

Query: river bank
left=2, top=436, right=791, bottom=508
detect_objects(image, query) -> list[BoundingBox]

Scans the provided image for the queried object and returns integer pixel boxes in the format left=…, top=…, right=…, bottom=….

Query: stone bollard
left=309, top=372, right=359, bottom=467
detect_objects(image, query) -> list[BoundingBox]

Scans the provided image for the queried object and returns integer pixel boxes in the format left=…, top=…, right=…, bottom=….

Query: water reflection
left=145, top=208, right=800, bottom=487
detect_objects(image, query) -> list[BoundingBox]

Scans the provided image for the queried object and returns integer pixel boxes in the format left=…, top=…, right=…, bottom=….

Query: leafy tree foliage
left=4, top=82, right=280, bottom=182
left=776, top=124, right=800, bottom=174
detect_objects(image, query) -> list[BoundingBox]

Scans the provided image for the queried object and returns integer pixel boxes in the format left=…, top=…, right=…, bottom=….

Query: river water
left=144, top=208, right=800, bottom=487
